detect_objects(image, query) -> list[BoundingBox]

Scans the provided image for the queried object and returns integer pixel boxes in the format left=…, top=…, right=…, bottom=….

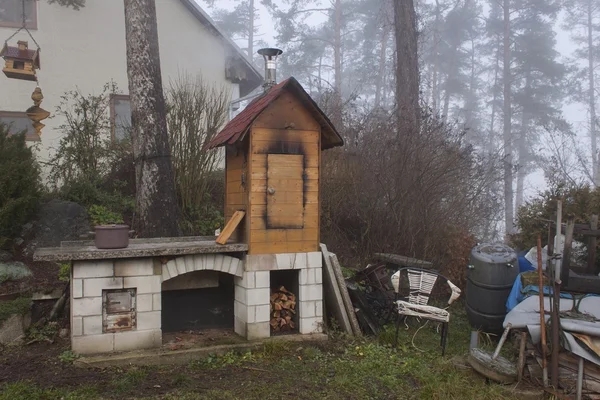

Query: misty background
left=195, top=0, right=599, bottom=240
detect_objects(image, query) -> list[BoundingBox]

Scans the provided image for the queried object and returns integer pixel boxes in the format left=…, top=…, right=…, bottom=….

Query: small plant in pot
left=88, top=205, right=130, bottom=249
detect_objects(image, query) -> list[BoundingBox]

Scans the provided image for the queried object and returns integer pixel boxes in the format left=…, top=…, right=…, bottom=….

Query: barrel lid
left=472, top=243, right=516, bottom=263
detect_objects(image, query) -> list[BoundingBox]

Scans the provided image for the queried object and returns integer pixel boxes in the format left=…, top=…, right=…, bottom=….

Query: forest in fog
left=201, top=0, right=599, bottom=246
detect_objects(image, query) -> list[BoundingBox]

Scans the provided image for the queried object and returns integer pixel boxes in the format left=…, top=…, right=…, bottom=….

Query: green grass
left=0, top=305, right=521, bottom=399
left=0, top=297, right=31, bottom=323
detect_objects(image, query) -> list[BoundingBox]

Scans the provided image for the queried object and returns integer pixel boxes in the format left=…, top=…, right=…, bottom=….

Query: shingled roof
left=0, top=43, right=40, bottom=66
left=207, top=77, right=343, bottom=150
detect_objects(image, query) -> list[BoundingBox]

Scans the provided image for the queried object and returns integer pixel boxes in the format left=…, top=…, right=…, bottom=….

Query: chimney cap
left=257, top=48, right=283, bottom=57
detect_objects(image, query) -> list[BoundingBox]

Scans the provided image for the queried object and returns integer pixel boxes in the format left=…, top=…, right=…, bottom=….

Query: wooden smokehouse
left=208, top=53, right=343, bottom=255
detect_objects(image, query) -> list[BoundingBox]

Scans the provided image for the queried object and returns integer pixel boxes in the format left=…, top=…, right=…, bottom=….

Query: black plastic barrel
left=466, top=243, right=518, bottom=333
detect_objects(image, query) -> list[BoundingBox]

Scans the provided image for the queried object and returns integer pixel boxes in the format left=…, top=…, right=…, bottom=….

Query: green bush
left=0, top=124, right=40, bottom=248
left=88, top=205, right=124, bottom=226
left=0, top=297, right=31, bottom=323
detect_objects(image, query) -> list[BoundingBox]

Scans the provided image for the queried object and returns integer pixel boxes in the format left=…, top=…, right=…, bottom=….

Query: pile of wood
left=270, top=286, right=296, bottom=333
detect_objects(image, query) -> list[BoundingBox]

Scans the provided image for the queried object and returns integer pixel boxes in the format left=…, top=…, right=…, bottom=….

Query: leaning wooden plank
left=320, top=243, right=353, bottom=334
left=329, top=252, right=362, bottom=336
left=216, top=211, right=245, bottom=245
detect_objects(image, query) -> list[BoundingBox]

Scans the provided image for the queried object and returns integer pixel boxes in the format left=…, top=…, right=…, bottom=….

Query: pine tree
left=204, top=0, right=261, bottom=58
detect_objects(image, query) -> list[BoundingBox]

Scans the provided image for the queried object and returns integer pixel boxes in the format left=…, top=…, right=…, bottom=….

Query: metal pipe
left=577, top=356, right=584, bottom=400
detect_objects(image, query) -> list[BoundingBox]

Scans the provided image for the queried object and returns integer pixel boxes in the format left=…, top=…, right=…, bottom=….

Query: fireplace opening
left=161, top=271, right=234, bottom=333
left=270, top=270, right=299, bottom=335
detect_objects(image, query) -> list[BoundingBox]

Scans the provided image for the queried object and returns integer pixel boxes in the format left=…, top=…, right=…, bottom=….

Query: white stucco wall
left=0, top=0, right=242, bottom=169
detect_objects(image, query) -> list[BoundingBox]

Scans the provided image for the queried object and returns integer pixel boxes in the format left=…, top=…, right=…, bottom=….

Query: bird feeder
left=1, top=40, right=40, bottom=81
left=26, top=86, right=50, bottom=136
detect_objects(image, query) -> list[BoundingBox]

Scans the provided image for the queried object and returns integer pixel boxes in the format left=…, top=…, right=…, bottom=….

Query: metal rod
left=492, top=323, right=511, bottom=360
left=577, top=356, right=584, bottom=400
left=469, top=331, right=478, bottom=350
left=554, top=201, right=563, bottom=281
left=537, top=235, right=549, bottom=387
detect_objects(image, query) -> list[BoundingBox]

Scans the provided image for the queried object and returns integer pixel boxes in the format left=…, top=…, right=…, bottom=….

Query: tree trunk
left=124, top=0, right=180, bottom=238
left=431, top=0, right=441, bottom=112
left=375, top=23, right=389, bottom=109
left=515, top=70, right=532, bottom=213
left=333, top=0, right=343, bottom=128
left=488, top=34, right=502, bottom=154
left=393, top=0, right=420, bottom=136
left=502, top=0, right=514, bottom=236
left=248, top=0, right=255, bottom=58
left=588, top=0, right=598, bottom=186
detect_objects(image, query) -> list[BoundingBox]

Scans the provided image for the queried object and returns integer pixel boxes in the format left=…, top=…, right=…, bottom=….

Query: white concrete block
left=114, top=259, right=154, bottom=277
left=235, top=261, right=244, bottom=277
left=72, top=297, right=102, bottom=317
left=193, top=254, right=203, bottom=271
left=83, top=277, right=123, bottom=297
left=114, top=329, right=162, bottom=352
left=276, top=253, right=293, bottom=270
left=227, top=258, right=239, bottom=276
left=300, top=285, right=323, bottom=301
left=137, top=294, right=153, bottom=312
left=299, top=317, right=323, bottom=334
left=246, top=322, right=270, bottom=340
left=72, top=279, right=83, bottom=298
left=205, top=254, right=216, bottom=271
left=214, top=254, right=224, bottom=272
left=246, top=305, right=257, bottom=323
left=294, top=253, right=308, bottom=269
left=300, top=300, right=317, bottom=318
left=72, top=333, right=114, bottom=354
left=307, top=252, right=322, bottom=268
left=137, top=311, right=161, bottom=330
left=72, top=316, right=83, bottom=336
left=166, top=260, right=178, bottom=279
left=240, top=272, right=255, bottom=289
left=244, top=254, right=277, bottom=272
left=234, top=317, right=246, bottom=337
left=314, top=268, right=322, bottom=284
left=175, top=257, right=187, bottom=275
left=123, top=275, right=161, bottom=294
left=161, top=264, right=170, bottom=282
left=254, top=271, right=270, bottom=288
left=152, top=293, right=161, bottom=311
left=184, top=255, right=195, bottom=273
left=299, top=269, right=309, bottom=285
left=246, top=288, right=270, bottom=306
left=255, top=304, right=270, bottom=323
left=235, top=287, right=247, bottom=304
left=234, top=300, right=247, bottom=323
left=73, top=261, right=114, bottom=279
left=315, top=300, right=323, bottom=317
left=83, top=315, right=103, bottom=335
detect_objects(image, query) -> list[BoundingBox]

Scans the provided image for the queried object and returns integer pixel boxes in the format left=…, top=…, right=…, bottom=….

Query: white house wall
left=0, top=0, right=240, bottom=171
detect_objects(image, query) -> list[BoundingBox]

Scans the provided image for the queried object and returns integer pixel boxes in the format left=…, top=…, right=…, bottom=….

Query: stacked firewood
left=270, top=286, right=297, bottom=333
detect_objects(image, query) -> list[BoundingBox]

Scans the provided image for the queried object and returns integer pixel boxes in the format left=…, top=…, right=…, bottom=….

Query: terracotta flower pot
left=94, top=224, right=130, bottom=249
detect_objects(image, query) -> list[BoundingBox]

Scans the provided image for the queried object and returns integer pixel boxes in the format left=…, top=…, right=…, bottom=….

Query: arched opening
left=161, top=270, right=236, bottom=346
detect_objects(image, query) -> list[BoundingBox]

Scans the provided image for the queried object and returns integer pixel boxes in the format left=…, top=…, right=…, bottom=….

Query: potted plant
left=88, top=205, right=130, bottom=249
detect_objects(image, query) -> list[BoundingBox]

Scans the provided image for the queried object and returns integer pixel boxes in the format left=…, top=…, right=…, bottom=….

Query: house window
left=0, top=0, right=37, bottom=29
left=0, top=111, right=39, bottom=141
left=110, top=94, right=132, bottom=141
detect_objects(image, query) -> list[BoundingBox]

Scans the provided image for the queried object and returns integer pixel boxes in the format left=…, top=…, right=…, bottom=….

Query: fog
left=197, top=0, right=600, bottom=238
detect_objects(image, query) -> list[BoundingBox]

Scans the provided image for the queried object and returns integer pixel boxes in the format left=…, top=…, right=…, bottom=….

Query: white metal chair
left=391, top=267, right=461, bottom=355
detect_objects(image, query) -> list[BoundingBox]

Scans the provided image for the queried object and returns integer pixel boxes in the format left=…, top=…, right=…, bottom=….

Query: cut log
left=270, top=286, right=298, bottom=333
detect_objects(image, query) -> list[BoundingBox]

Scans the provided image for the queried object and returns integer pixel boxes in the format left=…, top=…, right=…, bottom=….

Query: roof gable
left=207, top=77, right=343, bottom=150
left=178, top=0, right=262, bottom=96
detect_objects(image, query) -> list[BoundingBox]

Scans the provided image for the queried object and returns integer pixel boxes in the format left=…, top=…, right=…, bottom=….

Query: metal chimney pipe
left=258, top=48, right=283, bottom=91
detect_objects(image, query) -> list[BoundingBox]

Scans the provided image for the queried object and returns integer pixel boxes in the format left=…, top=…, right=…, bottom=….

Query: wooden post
left=587, top=214, right=598, bottom=274
left=551, top=278, right=561, bottom=389
left=537, top=235, right=549, bottom=387
left=517, top=331, right=527, bottom=382
left=554, top=201, right=562, bottom=281
left=561, top=215, right=575, bottom=287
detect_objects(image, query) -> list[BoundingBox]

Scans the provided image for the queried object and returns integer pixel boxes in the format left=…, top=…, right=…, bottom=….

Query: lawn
left=0, top=306, right=521, bottom=399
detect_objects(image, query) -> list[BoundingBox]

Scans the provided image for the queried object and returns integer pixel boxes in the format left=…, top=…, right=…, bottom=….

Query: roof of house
left=0, top=43, right=40, bottom=65
left=207, top=77, right=344, bottom=150
left=179, top=0, right=262, bottom=97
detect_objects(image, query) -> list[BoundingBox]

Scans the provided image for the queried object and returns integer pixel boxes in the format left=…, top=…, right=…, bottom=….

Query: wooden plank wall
left=224, top=146, right=248, bottom=243
left=248, top=111, right=321, bottom=254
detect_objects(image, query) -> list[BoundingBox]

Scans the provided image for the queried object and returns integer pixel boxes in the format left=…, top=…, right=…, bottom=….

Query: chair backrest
left=391, top=267, right=461, bottom=306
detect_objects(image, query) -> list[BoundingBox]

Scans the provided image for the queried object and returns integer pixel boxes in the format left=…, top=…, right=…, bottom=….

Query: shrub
left=88, top=205, right=124, bottom=226
left=0, top=124, right=41, bottom=248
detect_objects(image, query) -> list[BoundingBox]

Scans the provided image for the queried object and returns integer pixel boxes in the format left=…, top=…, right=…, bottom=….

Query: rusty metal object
left=103, top=289, right=136, bottom=333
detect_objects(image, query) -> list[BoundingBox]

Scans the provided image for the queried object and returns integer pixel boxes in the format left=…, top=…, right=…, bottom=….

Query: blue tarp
left=506, top=272, right=573, bottom=312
